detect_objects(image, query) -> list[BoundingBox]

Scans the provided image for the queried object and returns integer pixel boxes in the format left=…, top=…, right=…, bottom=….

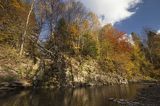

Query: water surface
left=0, top=84, right=147, bottom=106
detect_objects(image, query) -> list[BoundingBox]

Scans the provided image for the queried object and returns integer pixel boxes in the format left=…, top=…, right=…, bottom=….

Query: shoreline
left=0, top=79, right=159, bottom=91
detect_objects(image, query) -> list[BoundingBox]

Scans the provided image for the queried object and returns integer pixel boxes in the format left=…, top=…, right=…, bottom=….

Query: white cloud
left=157, top=29, right=160, bottom=34
left=79, top=0, right=142, bottom=25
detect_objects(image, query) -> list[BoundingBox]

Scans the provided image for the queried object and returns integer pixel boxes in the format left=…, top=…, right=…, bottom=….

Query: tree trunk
left=20, top=0, right=35, bottom=56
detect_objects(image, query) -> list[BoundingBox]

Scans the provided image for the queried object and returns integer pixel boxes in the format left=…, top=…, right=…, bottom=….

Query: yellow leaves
left=82, top=20, right=89, bottom=29
left=68, top=24, right=79, bottom=36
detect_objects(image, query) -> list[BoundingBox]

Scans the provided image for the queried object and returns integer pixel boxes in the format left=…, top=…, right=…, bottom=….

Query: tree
left=147, top=31, right=160, bottom=68
left=131, top=32, right=152, bottom=75
left=44, top=0, right=101, bottom=56
left=81, top=31, right=99, bottom=58
left=20, top=0, right=36, bottom=56
left=0, top=0, right=38, bottom=58
left=99, top=24, right=131, bottom=57
left=98, top=25, right=133, bottom=76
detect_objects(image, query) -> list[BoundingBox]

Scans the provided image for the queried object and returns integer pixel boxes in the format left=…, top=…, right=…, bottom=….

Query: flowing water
left=0, top=83, right=147, bottom=106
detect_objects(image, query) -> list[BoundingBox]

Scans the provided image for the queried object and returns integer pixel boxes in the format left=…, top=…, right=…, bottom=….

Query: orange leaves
left=118, top=39, right=132, bottom=53
left=100, top=24, right=131, bottom=53
left=11, top=0, right=24, bottom=10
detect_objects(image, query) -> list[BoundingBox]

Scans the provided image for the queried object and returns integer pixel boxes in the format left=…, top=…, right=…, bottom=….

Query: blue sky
left=115, top=0, right=160, bottom=35
left=79, top=0, right=160, bottom=35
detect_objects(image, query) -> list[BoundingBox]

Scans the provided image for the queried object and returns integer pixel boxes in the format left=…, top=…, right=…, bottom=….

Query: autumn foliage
left=1, top=0, right=160, bottom=81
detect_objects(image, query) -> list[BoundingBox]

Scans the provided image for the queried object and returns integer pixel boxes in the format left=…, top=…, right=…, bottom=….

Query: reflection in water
left=0, top=84, right=146, bottom=106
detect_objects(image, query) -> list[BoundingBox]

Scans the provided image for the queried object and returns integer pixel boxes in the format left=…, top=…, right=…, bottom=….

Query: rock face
left=0, top=46, right=38, bottom=83
left=33, top=56, right=128, bottom=88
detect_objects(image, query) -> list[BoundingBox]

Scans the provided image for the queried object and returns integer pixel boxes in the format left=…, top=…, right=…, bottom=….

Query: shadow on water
left=0, top=84, right=147, bottom=106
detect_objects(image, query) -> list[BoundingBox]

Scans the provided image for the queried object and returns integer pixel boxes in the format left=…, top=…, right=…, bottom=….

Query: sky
left=79, top=0, right=160, bottom=35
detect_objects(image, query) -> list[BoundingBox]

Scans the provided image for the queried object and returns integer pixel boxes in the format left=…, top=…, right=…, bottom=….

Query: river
left=0, top=83, right=147, bottom=106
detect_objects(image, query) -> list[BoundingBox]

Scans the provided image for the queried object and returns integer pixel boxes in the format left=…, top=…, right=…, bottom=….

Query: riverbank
left=0, top=80, right=158, bottom=94
left=0, top=46, right=157, bottom=89
left=32, top=55, right=156, bottom=88
left=0, top=45, right=158, bottom=88
left=0, top=80, right=31, bottom=97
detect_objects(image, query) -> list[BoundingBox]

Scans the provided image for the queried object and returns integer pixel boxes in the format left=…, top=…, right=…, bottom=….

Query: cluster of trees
left=1, top=0, right=160, bottom=79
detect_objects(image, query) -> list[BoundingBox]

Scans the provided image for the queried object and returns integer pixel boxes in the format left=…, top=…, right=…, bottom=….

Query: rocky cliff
left=33, top=55, right=129, bottom=88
